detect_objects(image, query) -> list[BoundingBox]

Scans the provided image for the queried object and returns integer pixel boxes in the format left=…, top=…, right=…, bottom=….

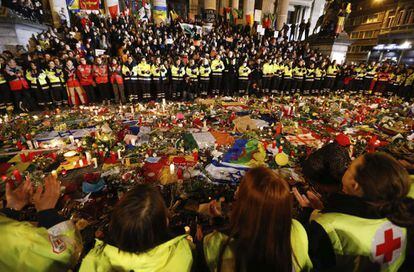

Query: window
left=364, top=31, right=373, bottom=38
left=354, top=16, right=362, bottom=26
left=365, top=14, right=379, bottom=23
left=387, top=16, right=395, bottom=27
left=396, top=10, right=405, bottom=25
left=406, top=10, right=414, bottom=24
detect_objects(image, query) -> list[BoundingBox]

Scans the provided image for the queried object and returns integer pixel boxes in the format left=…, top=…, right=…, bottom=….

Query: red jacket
left=64, top=66, right=81, bottom=88
left=109, top=64, right=123, bottom=85
left=77, top=64, right=94, bottom=86
left=93, top=64, right=109, bottom=84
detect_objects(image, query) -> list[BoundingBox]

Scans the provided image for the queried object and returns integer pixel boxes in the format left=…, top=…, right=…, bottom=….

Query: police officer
left=363, top=62, right=377, bottom=94
left=122, top=56, right=138, bottom=102
left=45, top=60, right=67, bottom=107
left=238, top=61, right=251, bottom=96
left=313, top=63, right=325, bottom=95
left=26, top=62, right=52, bottom=109
left=211, top=54, right=225, bottom=95
left=170, top=58, right=185, bottom=100
left=324, top=60, right=339, bottom=93
left=151, top=57, right=168, bottom=100
left=303, top=62, right=315, bottom=95
left=281, top=60, right=293, bottom=95
left=137, top=57, right=152, bottom=101
left=186, top=58, right=199, bottom=98
left=262, top=58, right=273, bottom=95
left=271, top=57, right=283, bottom=95
left=352, top=63, right=366, bottom=94
left=292, top=59, right=306, bottom=94
left=199, top=58, right=211, bottom=97
left=222, top=52, right=237, bottom=96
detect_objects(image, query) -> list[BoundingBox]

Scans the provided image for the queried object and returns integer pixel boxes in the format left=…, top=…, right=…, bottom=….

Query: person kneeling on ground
left=298, top=152, right=414, bottom=271
left=203, top=166, right=313, bottom=272
left=0, top=175, right=83, bottom=271
left=79, top=184, right=194, bottom=272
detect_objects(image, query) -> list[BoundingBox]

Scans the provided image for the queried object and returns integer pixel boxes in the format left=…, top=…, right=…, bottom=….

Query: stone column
left=232, top=0, right=239, bottom=9
left=221, top=0, right=230, bottom=14
left=152, top=0, right=168, bottom=24
left=262, top=0, right=275, bottom=16
left=49, top=0, right=70, bottom=27
left=276, top=0, right=289, bottom=30
left=189, top=0, right=199, bottom=20
left=309, top=0, right=325, bottom=34
left=243, top=0, right=255, bottom=24
left=204, top=0, right=217, bottom=22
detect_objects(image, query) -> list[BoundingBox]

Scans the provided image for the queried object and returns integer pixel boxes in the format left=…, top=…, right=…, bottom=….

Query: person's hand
left=292, top=187, right=324, bottom=210
left=6, top=177, right=33, bottom=211
left=32, top=175, right=61, bottom=212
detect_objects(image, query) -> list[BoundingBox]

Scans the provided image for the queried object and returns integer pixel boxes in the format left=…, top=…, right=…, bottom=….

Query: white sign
left=254, top=9, right=262, bottom=22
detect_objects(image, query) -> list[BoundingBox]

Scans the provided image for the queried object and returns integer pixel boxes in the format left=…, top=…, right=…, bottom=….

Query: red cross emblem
left=375, top=229, right=401, bottom=263
left=371, top=222, right=405, bottom=266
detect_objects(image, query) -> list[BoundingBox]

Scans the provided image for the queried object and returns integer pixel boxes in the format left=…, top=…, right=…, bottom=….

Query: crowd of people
left=0, top=11, right=413, bottom=113
left=1, top=145, right=413, bottom=271
left=1, top=0, right=45, bottom=23
left=0, top=10, right=414, bottom=272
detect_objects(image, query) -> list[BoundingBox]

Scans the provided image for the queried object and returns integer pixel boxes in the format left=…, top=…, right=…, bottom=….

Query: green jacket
left=311, top=183, right=414, bottom=272
left=203, top=219, right=313, bottom=272
left=79, top=235, right=193, bottom=272
left=0, top=215, right=82, bottom=272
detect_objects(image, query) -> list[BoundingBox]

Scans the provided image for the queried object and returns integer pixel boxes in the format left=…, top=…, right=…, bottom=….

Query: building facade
left=345, top=0, right=414, bottom=65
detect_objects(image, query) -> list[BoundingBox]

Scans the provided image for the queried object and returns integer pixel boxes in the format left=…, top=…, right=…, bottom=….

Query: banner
left=108, top=5, right=118, bottom=17
left=67, top=0, right=80, bottom=10
left=79, top=0, right=99, bottom=10
left=105, top=0, right=119, bottom=18
left=153, top=0, right=167, bottom=23
left=204, top=9, right=215, bottom=23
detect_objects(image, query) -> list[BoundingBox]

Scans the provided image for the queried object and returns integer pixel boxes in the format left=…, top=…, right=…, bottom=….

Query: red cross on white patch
left=371, top=222, right=405, bottom=266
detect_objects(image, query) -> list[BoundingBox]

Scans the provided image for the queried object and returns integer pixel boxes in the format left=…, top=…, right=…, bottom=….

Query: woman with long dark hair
left=79, top=184, right=193, bottom=271
left=307, top=152, right=414, bottom=271
left=203, top=167, right=312, bottom=272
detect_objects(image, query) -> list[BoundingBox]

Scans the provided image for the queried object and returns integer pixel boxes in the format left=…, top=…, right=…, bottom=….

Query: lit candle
left=13, top=170, right=22, bottom=182
left=51, top=170, right=57, bottom=177
left=69, top=136, right=75, bottom=144
left=85, top=152, right=92, bottom=164
left=79, top=159, right=84, bottom=167
left=169, top=163, right=175, bottom=174
left=92, top=158, right=98, bottom=168
left=27, top=140, right=34, bottom=149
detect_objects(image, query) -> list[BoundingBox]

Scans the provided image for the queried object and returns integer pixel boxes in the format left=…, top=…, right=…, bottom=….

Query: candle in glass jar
left=92, top=158, right=98, bottom=168
left=85, top=152, right=92, bottom=164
